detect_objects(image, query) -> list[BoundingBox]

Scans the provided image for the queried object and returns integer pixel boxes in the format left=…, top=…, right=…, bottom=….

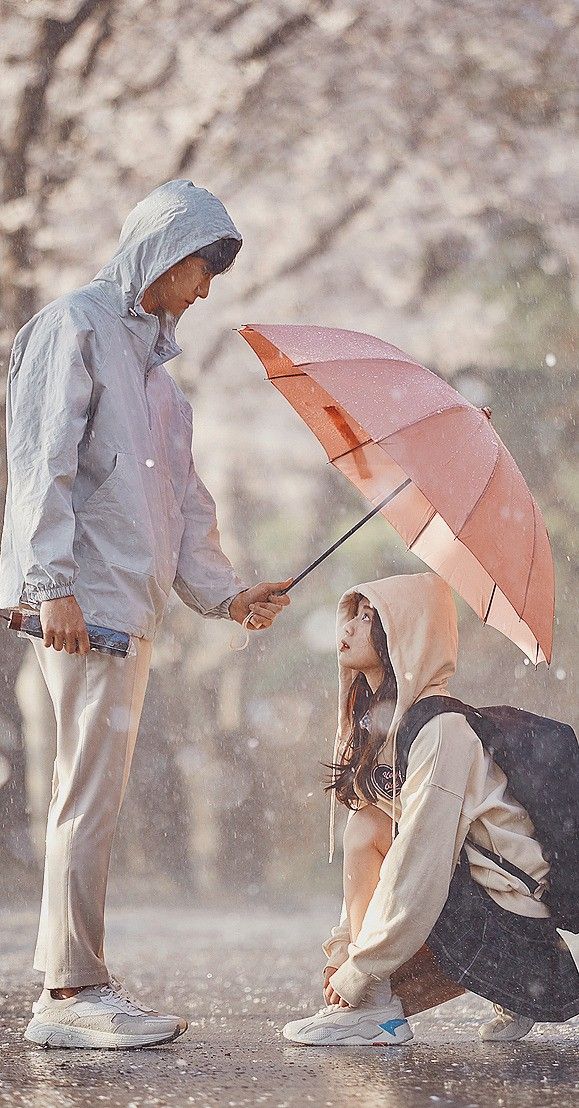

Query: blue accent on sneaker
left=378, top=1018, right=408, bottom=1035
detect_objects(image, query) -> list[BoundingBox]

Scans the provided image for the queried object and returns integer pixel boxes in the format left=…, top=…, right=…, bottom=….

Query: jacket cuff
left=323, top=954, right=348, bottom=974
left=329, top=961, right=374, bottom=1008
left=174, top=575, right=246, bottom=620
left=322, top=939, right=350, bottom=971
left=209, top=592, right=242, bottom=621
left=25, top=581, right=75, bottom=604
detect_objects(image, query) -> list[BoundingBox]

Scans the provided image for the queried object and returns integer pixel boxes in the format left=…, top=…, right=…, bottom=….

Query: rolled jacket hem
left=329, top=961, right=374, bottom=1008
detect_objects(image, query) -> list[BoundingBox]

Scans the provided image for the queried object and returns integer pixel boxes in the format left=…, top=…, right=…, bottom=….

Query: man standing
left=0, top=180, right=290, bottom=1048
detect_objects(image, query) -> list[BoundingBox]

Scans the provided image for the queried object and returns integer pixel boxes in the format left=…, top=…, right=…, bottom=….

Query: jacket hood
left=329, top=573, right=458, bottom=859
left=93, top=179, right=242, bottom=361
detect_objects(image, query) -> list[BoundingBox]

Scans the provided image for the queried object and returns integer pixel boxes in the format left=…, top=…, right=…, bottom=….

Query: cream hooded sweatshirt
left=324, top=573, right=550, bottom=1009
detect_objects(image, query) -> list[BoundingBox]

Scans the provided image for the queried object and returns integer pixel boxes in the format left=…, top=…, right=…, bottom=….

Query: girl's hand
left=323, top=966, right=350, bottom=1008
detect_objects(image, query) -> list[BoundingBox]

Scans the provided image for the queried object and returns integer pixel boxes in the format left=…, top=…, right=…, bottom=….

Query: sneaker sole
left=24, top=1021, right=187, bottom=1050
left=282, top=1025, right=414, bottom=1047
left=479, top=1024, right=534, bottom=1043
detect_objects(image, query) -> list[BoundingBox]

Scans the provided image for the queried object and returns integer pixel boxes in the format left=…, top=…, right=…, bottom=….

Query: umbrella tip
left=481, top=406, right=492, bottom=421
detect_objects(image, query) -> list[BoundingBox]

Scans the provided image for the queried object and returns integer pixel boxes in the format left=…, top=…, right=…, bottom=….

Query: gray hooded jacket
left=0, top=180, right=245, bottom=639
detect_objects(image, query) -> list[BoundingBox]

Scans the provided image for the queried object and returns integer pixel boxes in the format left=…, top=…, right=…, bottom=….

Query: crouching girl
left=283, top=573, right=579, bottom=1046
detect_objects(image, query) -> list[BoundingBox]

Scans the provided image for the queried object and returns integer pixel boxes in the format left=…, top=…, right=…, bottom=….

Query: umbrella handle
left=277, top=478, right=412, bottom=595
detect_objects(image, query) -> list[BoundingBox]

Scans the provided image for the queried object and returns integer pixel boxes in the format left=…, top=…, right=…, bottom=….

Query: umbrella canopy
left=239, top=324, right=554, bottom=664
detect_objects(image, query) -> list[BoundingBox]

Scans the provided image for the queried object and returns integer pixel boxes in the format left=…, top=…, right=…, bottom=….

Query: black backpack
left=396, top=695, right=579, bottom=933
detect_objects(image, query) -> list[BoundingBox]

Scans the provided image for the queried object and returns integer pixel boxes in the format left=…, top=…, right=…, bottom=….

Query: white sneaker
left=479, top=1004, right=535, bottom=1042
left=282, top=995, right=413, bottom=1047
left=24, top=979, right=188, bottom=1049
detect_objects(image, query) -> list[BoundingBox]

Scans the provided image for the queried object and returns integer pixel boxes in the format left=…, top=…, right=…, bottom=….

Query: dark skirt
left=427, top=855, right=579, bottom=1022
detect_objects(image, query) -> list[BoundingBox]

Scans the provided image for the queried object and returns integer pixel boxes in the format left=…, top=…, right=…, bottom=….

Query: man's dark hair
left=193, top=237, right=241, bottom=276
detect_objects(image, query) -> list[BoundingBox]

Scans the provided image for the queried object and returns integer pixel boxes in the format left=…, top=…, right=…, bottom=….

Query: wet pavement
left=1, top=903, right=577, bottom=1107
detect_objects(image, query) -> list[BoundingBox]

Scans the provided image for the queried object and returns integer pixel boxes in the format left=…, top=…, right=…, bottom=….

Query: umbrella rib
left=450, top=435, right=500, bottom=540
left=483, top=583, right=497, bottom=624
left=408, top=509, right=437, bottom=550
left=457, top=441, right=545, bottom=654
left=522, top=496, right=543, bottom=660
left=519, top=487, right=549, bottom=663
left=331, top=439, right=373, bottom=463
left=524, top=496, right=537, bottom=616
left=268, top=361, right=416, bottom=380
left=295, top=354, right=418, bottom=370
left=389, top=443, right=535, bottom=636
left=269, top=371, right=307, bottom=380
left=373, top=401, right=470, bottom=444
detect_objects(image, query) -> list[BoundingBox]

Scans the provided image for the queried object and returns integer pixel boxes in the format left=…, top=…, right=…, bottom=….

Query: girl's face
left=339, top=597, right=383, bottom=675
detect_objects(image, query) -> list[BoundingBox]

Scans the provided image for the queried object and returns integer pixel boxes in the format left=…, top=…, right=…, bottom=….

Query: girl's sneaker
left=479, top=1004, right=535, bottom=1041
left=24, top=980, right=187, bottom=1049
left=282, top=996, right=413, bottom=1047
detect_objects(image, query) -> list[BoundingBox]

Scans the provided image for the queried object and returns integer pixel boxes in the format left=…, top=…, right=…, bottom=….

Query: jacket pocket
left=78, top=452, right=126, bottom=515
left=75, top=451, right=176, bottom=580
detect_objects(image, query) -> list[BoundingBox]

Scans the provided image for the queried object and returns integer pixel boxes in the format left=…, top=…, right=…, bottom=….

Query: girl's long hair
left=326, top=595, right=397, bottom=808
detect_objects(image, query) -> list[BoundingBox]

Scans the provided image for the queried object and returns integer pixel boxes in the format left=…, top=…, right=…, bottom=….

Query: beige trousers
left=31, top=636, right=152, bottom=989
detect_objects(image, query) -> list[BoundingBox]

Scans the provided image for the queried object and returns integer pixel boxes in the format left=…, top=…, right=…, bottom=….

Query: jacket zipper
left=144, top=367, right=152, bottom=429
left=143, top=318, right=160, bottom=431
left=127, top=305, right=156, bottom=431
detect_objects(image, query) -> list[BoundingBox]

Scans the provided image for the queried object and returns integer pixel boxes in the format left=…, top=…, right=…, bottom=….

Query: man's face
left=142, top=255, right=213, bottom=318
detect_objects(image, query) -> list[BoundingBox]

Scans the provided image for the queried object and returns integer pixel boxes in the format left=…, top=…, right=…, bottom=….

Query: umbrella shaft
left=280, top=477, right=412, bottom=595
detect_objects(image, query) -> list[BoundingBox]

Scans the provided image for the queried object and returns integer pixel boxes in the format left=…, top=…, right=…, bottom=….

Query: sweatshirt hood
left=93, top=179, right=242, bottom=362
left=329, top=573, right=458, bottom=859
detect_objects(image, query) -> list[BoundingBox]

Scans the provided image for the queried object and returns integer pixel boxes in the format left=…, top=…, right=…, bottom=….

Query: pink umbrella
left=239, top=324, right=554, bottom=664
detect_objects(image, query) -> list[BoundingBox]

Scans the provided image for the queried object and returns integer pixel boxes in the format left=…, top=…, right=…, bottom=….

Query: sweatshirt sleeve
left=322, top=902, right=351, bottom=970
left=329, top=713, right=481, bottom=1007
left=6, top=310, right=93, bottom=604
left=172, top=456, right=246, bottom=619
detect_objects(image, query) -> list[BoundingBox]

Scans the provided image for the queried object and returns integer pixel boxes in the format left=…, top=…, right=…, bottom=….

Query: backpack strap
left=462, top=837, right=545, bottom=899
left=396, top=695, right=475, bottom=777
left=397, top=695, right=546, bottom=901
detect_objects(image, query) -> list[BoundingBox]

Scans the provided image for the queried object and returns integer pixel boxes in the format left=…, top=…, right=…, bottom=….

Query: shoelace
left=101, top=977, right=155, bottom=1015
